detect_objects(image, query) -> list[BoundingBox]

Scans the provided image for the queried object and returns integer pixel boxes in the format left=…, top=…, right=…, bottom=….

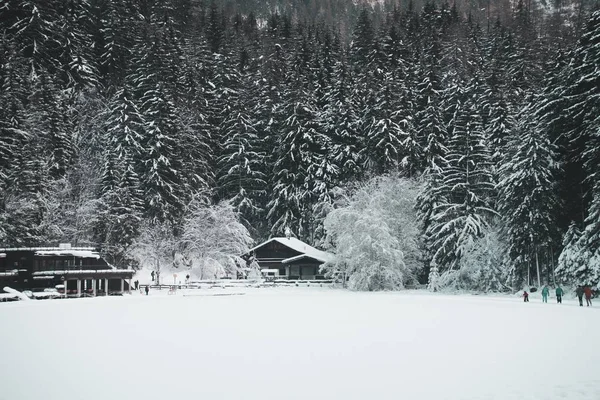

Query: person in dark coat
left=523, top=290, right=529, bottom=302
left=555, top=285, right=564, bottom=304
left=575, top=286, right=584, bottom=306
left=145, top=285, right=149, bottom=296
left=584, top=286, right=593, bottom=306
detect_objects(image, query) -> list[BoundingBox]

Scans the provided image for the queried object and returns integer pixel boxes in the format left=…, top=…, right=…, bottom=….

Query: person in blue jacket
left=555, top=285, right=564, bottom=304
left=541, top=286, right=549, bottom=303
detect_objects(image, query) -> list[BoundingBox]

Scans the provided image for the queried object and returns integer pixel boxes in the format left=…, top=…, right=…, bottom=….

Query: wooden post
left=77, top=279, right=81, bottom=297
left=128, top=279, right=132, bottom=294
left=92, top=279, right=97, bottom=297
left=105, top=278, right=109, bottom=296
left=120, top=278, right=124, bottom=294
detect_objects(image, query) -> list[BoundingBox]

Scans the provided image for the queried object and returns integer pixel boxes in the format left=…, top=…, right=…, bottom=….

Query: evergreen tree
left=428, top=86, right=495, bottom=269
left=498, top=101, right=559, bottom=287
left=217, top=70, right=267, bottom=220
left=139, top=82, right=186, bottom=222
left=555, top=222, right=584, bottom=284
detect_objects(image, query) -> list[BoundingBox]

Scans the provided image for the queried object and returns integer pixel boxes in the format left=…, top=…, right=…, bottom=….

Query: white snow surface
left=248, top=236, right=334, bottom=263
left=0, top=288, right=598, bottom=400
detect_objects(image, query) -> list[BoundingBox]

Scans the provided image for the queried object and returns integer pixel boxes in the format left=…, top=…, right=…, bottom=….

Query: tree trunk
left=551, top=247, right=556, bottom=285
left=535, top=250, right=541, bottom=288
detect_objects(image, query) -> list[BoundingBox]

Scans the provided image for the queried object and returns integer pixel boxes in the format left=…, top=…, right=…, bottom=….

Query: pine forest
left=1, top=0, right=599, bottom=291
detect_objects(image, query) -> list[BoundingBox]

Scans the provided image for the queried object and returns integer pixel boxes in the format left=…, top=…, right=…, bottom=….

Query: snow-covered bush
left=321, top=175, right=421, bottom=291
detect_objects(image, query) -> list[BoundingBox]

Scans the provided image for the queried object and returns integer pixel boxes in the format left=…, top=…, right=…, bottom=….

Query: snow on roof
left=0, top=247, right=96, bottom=252
left=32, top=270, right=133, bottom=276
left=35, top=250, right=101, bottom=259
left=0, top=270, right=18, bottom=277
left=248, top=237, right=334, bottom=264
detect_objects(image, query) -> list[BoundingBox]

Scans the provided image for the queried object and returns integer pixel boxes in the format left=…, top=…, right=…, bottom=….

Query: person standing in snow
left=555, top=285, right=564, bottom=304
left=584, top=285, right=593, bottom=306
left=145, top=285, right=149, bottom=296
left=523, top=290, right=529, bottom=302
left=541, top=286, right=549, bottom=303
left=575, top=286, right=584, bottom=306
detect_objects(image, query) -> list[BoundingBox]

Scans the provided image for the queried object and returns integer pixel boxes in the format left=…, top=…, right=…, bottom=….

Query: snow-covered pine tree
left=96, top=87, right=145, bottom=260
left=427, top=262, right=440, bottom=291
left=361, top=40, right=407, bottom=174
left=568, top=182, right=600, bottom=285
left=555, top=222, right=584, bottom=284
left=267, top=26, right=332, bottom=242
left=97, top=0, right=135, bottom=89
left=481, top=19, right=515, bottom=174
left=428, top=83, right=496, bottom=270
left=562, top=11, right=600, bottom=185
left=139, top=81, right=186, bottom=222
left=217, top=69, right=267, bottom=221
left=0, top=39, right=29, bottom=192
left=321, top=42, right=363, bottom=183
left=55, top=0, right=98, bottom=89
left=497, top=100, right=559, bottom=287
left=26, top=70, right=74, bottom=180
left=267, top=92, right=326, bottom=240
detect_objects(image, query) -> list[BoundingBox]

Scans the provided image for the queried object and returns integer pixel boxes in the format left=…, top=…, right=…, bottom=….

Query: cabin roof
left=248, top=237, right=334, bottom=264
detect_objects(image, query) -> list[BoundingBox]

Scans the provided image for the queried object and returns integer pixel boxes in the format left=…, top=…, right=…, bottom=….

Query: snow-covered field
left=1, top=288, right=598, bottom=400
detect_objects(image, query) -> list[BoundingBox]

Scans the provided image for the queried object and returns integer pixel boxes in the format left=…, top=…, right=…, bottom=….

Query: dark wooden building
left=0, top=244, right=133, bottom=296
left=244, top=237, right=333, bottom=280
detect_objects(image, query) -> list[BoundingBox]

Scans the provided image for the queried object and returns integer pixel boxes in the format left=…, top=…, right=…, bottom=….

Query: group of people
left=523, top=285, right=595, bottom=306
left=575, top=285, right=594, bottom=306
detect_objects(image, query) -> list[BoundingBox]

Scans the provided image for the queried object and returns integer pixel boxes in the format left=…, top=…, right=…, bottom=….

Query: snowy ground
left=0, top=288, right=598, bottom=400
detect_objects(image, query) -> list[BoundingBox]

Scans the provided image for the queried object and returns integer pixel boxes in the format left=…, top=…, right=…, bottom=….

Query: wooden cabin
left=0, top=244, right=134, bottom=296
left=244, top=237, right=333, bottom=280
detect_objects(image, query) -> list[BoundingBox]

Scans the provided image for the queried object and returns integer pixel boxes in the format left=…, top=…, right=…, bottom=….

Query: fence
left=147, top=278, right=334, bottom=291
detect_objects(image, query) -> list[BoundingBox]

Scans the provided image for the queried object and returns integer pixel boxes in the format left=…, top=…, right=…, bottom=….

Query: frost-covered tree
left=129, top=220, right=177, bottom=282
left=322, top=175, right=421, bottom=291
left=181, top=198, right=253, bottom=279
